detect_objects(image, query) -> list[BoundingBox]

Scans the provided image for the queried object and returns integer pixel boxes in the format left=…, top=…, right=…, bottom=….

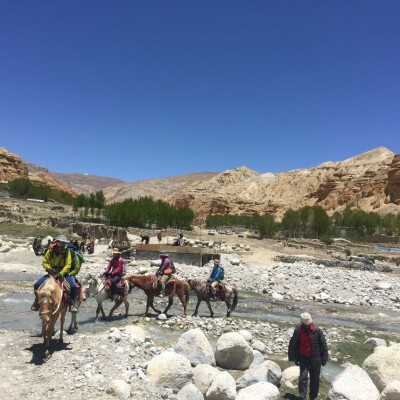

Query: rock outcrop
left=385, top=154, right=400, bottom=205
left=0, top=147, right=28, bottom=181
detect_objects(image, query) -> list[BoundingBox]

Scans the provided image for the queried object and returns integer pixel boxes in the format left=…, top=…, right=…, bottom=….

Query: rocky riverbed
left=1, top=235, right=400, bottom=399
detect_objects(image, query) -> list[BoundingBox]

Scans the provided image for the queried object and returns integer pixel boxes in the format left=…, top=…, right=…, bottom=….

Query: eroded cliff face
left=167, top=147, right=400, bottom=223
left=0, top=148, right=75, bottom=195
left=385, top=155, right=400, bottom=205
left=0, top=147, right=29, bottom=181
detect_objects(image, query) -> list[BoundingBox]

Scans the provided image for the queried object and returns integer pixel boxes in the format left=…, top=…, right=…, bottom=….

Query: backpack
left=170, top=260, right=176, bottom=274
left=219, top=267, right=225, bottom=281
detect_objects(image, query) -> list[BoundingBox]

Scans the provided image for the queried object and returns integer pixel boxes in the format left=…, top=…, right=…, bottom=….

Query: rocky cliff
left=167, top=147, right=400, bottom=222
left=0, top=147, right=29, bottom=181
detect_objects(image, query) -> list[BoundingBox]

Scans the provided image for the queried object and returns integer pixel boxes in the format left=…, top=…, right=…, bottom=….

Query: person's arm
left=42, top=249, right=52, bottom=270
left=319, top=330, right=329, bottom=366
left=288, top=327, right=300, bottom=364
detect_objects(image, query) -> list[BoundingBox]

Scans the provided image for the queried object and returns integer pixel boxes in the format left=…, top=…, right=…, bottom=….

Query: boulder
left=205, top=371, right=236, bottom=400
left=249, top=350, right=264, bottom=368
left=123, top=325, right=147, bottom=343
left=215, top=332, right=254, bottom=370
left=281, top=365, right=300, bottom=384
left=362, top=343, right=400, bottom=391
left=174, top=328, right=215, bottom=366
left=236, top=360, right=282, bottom=389
left=327, top=363, right=380, bottom=400
left=177, top=383, right=204, bottom=400
left=147, top=350, right=193, bottom=391
left=193, top=364, right=220, bottom=395
left=380, top=381, right=400, bottom=400
left=106, top=379, right=131, bottom=398
left=364, top=338, right=387, bottom=347
left=236, top=382, right=280, bottom=400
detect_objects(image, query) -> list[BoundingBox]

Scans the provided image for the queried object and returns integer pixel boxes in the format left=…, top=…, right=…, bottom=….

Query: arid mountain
left=51, top=172, right=125, bottom=196
left=102, top=172, right=218, bottom=203
left=2, top=146, right=399, bottom=224
left=166, top=147, right=400, bottom=222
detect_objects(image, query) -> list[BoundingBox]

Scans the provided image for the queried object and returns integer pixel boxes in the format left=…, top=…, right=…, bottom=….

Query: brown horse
left=187, top=279, right=238, bottom=317
left=37, top=276, right=82, bottom=358
left=125, top=274, right=189, bottom=317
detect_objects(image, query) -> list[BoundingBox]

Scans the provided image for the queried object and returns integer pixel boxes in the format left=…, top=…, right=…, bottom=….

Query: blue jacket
left=209, top=265, right=223, bottom=282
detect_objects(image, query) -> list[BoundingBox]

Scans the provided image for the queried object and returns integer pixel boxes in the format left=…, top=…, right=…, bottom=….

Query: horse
left=85, top=275, right=132, bottom=321
left=124, top=274, right=189, bottom=317
left=187, top=279, right=238, bottom=317
left=37, top=276, right=82, bottom=358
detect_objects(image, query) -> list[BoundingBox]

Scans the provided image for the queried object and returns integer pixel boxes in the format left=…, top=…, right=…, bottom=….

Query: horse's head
left=84, top=274, right=102, bottom=297
left=38, top=279, right=61, bottom=323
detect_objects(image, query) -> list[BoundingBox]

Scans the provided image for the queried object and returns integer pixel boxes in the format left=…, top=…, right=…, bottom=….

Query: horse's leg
left=59, top=310, right=66, bottom=343
left=42, top=322, right=50, bottom=357
left=226, top=299, right=231, bottom=317
left=176, top=292, right=187, bottom=317
left=205, top=300, right=214, bottom=317
left=162, top=296, right=173, bottom=316
left=148, top=295, right=162, bottom=315
left=192, top=298, right=202, bottom=317
left=123, top=296, right=129, bottom=318
left=108, top=298, right=123, bottom=319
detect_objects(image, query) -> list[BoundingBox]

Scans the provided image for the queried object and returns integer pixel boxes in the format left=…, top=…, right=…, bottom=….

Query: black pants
left=299, top=354, right=321, bottom=400
left=110, top=275, right=122, bottom=295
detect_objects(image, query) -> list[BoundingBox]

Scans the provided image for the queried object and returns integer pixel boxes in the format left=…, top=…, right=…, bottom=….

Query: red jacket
left=105, top=256, right=124, bottom=276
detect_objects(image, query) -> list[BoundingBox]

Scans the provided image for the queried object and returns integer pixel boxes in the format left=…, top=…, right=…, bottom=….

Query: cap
left=300, top=312, right=312, bottom=325
left=55, top=234, right=69, bottom=243
left=112, top=248, right=120, bottom=254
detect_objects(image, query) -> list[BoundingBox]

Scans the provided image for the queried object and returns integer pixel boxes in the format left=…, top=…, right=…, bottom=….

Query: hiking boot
left=31, top=301, right=39, bottom=311
left=70, top=301, right=79, bottom=313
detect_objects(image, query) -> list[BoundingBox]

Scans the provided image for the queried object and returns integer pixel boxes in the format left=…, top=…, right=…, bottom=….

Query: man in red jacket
left=103, top=248, right=124, bottom=299
left=288, top=312, right=328, bottom=400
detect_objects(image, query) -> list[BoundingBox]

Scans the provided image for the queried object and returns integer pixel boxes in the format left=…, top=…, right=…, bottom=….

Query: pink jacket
left=105, top=256, right=124, bottom=276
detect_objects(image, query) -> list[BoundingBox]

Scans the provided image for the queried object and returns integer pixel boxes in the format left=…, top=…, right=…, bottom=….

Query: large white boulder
left=123, top=325, right=147, bottom=343
left=193, top=364, right=220, bottom=395
left=106, top=379, right=131, bottom=398
left=236, top=382, right=280, bottom=400
left=281, top=365, right=300, bottom=384
left=236, top=360, right=282, bottom=389
left=362, top=343, right=400, bottom=391
left=177, top=383, right=204, bottom=400
left=147, top=350, right=193, bottom=391
left=327, top=364, right=380, bottom=400
left=380, top=381, right=400, bottom=400
left=215, top=332, right=254, bottom=370
left=205, top=371, right=236, bottom=400
left=174, top=328, right=215, bottom=366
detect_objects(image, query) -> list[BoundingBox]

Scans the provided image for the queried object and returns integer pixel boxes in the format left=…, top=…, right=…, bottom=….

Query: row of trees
left=103, top=196, right=195, bottom=230
left=8, top=179, right=74, bottom=204
left=206, top=206, right=400, bottom=241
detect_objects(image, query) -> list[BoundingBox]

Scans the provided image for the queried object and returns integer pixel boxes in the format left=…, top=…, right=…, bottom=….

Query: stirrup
left=70, top=302, right=79, bottom=313
left=31, top=302, right=39, bottom=311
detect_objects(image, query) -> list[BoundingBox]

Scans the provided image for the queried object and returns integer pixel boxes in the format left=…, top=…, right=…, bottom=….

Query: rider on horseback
left=155, top=252, right=173, bottom=297
left=103, top=248, right=124, bottom=299
left=208, top=258, right=224, bottom=298
left=31, top=234, right=79, bottom=313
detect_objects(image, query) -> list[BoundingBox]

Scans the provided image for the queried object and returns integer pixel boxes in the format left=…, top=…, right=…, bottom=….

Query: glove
left=47, top=268, right=55, bottom=275
left=55, top=273, right=63, bottom=281
left=104, top=272, right=110, bottom=277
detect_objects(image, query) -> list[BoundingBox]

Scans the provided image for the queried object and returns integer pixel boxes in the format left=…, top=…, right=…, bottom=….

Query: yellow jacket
left=42, top=248, right=72, bottom=276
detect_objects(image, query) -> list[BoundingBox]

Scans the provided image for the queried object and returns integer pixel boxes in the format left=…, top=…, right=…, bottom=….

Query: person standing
left=103, top=248, right=124, bottom=298
left=288, top=312, right=328, bottom=400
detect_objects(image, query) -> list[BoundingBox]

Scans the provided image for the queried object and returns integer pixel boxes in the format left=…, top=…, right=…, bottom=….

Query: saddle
left=103, top=277, right=129, bottom=298
left=206, top=280, right=226, bottom=300
left=60, top=278, right=83, bottom=305
left=150, top=274, right=176, bottom=294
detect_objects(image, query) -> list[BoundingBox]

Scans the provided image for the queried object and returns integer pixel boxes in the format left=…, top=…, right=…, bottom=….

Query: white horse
left=85, top=275, right=132, bottom=321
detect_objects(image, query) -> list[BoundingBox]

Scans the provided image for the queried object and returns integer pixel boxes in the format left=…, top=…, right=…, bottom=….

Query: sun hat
left=112, top=248, right=120, bottom=254
left=300, top=312, right=312, bottom=325
left=214, top=259, right=220, bottom=263
left=55, top=234, right=69, bottom=243
left=159, top=252, right=168, bottom=257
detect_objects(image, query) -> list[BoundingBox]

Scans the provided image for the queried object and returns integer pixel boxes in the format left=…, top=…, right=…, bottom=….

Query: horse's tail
left=231, top=287, right=238, bottom=313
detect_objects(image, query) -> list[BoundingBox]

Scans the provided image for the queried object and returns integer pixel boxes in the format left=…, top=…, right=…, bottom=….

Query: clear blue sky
left=1, top=1, right=399, bottom=181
